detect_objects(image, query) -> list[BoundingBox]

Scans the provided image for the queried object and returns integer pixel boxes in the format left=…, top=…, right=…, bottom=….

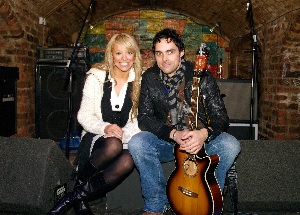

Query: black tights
left=89, top=136, right=134, bottom=188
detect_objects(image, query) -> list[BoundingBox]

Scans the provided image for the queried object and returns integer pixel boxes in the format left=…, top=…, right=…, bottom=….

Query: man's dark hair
left=152, top=28, right=185, bottom=53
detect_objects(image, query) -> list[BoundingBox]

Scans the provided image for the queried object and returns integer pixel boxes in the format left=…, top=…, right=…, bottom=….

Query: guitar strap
left=176, top=70, right=211, bottom=133
left=186, top=72, right=210, bottom=131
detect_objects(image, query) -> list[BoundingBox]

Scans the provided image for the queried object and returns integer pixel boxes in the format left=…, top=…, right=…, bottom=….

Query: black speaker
left=0, top=136, right=74, bottom=214
left=216, top=79, right=257, bottom=122
left=0, top=67, right=19, bottom=137
left=35, top=62, right=87, bottom=141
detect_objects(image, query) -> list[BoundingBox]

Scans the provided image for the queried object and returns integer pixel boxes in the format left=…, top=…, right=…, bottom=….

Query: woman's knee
left=106, top=137, right=123, bottom=152
left=120, top=151, right=135, bottom=171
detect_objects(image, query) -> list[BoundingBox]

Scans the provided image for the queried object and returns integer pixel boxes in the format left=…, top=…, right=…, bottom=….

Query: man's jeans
left=128, top=131, right=241, bottom=213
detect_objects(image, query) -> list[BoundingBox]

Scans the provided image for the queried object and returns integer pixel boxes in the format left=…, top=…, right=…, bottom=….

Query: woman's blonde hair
left=94, top=33, right=143, bottom=119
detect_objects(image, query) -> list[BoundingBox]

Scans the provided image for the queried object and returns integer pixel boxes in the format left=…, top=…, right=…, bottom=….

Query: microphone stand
left=65, top=0, right=94, bottom=159
left=247, top=0, right=260, bottom=140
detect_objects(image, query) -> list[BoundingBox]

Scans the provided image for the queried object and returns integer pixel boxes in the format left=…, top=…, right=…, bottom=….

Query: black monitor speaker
left=0, top=136, right=73, bottom=214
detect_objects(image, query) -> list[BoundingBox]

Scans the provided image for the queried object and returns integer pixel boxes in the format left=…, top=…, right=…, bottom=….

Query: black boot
left=73, top=161, right=98, bottom=215
left=47, top=162, right=104, bottom=215
left=46, top=188, right=86, bottom=215
left=76, top=161, right=99, bottom=185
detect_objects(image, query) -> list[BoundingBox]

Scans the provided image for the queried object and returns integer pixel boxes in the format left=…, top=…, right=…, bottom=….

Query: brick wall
left=258, top=12, right=300, bottom=139
left=0, top=1, right=69, bottom=137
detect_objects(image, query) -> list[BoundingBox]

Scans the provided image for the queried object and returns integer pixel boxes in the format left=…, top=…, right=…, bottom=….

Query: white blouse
left=110, top=68, right=135, bottom=112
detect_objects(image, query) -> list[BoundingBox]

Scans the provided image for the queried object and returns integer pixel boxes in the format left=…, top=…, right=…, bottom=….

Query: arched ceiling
left=28, top=0, right=299, bottom=41
left=0, top=0, right=299, bottom=42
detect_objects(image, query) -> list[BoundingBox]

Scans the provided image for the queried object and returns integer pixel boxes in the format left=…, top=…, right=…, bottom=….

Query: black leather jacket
left=138, top=61, right=229, bottom=143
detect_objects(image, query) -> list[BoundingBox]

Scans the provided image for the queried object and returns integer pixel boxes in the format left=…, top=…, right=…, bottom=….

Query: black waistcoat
left=101, top=72, right=133, bottom=128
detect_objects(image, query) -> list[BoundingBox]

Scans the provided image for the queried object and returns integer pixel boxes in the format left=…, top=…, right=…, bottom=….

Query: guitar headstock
left=194, top=43, right=209, bottom=77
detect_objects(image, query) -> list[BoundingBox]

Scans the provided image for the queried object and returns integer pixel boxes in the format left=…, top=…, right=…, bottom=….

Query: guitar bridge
left=178, top=186, right=198, bottom=198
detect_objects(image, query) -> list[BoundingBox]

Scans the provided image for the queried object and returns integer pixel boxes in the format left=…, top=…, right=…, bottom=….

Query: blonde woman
left=47, top=33, right=143, bottom=215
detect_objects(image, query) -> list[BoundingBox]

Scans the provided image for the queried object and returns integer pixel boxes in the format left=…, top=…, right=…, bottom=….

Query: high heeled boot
left=73, top=161, right=98, bottom=215
left=47, top=162, right=105, bottom=215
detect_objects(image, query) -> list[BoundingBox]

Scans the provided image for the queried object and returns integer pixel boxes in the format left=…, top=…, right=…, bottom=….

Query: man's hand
left=174, top=129, right=208, bottom=154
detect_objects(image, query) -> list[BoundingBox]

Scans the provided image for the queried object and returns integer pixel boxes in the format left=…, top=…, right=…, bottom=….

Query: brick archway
left=281, top=12, right=300, bottom=77
left=0, top=0, right=23, bottom=38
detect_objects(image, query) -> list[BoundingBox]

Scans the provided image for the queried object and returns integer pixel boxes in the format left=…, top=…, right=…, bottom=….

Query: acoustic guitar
left=166, top=43, right=223, bottom=215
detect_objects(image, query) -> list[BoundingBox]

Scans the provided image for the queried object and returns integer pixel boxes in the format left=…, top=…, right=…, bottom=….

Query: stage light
left=210, top=23, right=220, bottom=32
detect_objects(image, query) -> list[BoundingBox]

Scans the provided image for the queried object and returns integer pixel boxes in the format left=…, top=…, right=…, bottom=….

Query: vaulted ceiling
left=28, top=0, right=299, bottom=41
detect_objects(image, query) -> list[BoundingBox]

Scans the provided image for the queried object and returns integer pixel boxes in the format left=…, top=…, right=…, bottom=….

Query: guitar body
left=167, top=144, right=223, bottom=215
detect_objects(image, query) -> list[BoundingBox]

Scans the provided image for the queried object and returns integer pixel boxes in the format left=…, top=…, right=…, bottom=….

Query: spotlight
left=86, top=20, right=94, bottom=29
left=210, top=23, right=220, bottom=33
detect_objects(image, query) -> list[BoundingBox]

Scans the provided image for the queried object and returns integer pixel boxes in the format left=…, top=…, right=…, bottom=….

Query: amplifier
left=228, top=123, right=258, bottom=140
left=216, top=79, right=257, bottom=122
left=36, top=47, right=88, bottom=63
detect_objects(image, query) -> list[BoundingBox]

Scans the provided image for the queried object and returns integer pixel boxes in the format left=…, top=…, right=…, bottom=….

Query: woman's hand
left=104, top=124, right=123, bottom=140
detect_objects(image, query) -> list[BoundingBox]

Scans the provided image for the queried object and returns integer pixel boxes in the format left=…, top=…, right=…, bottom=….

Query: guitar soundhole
left=182, top=156, right=198, bottom=178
